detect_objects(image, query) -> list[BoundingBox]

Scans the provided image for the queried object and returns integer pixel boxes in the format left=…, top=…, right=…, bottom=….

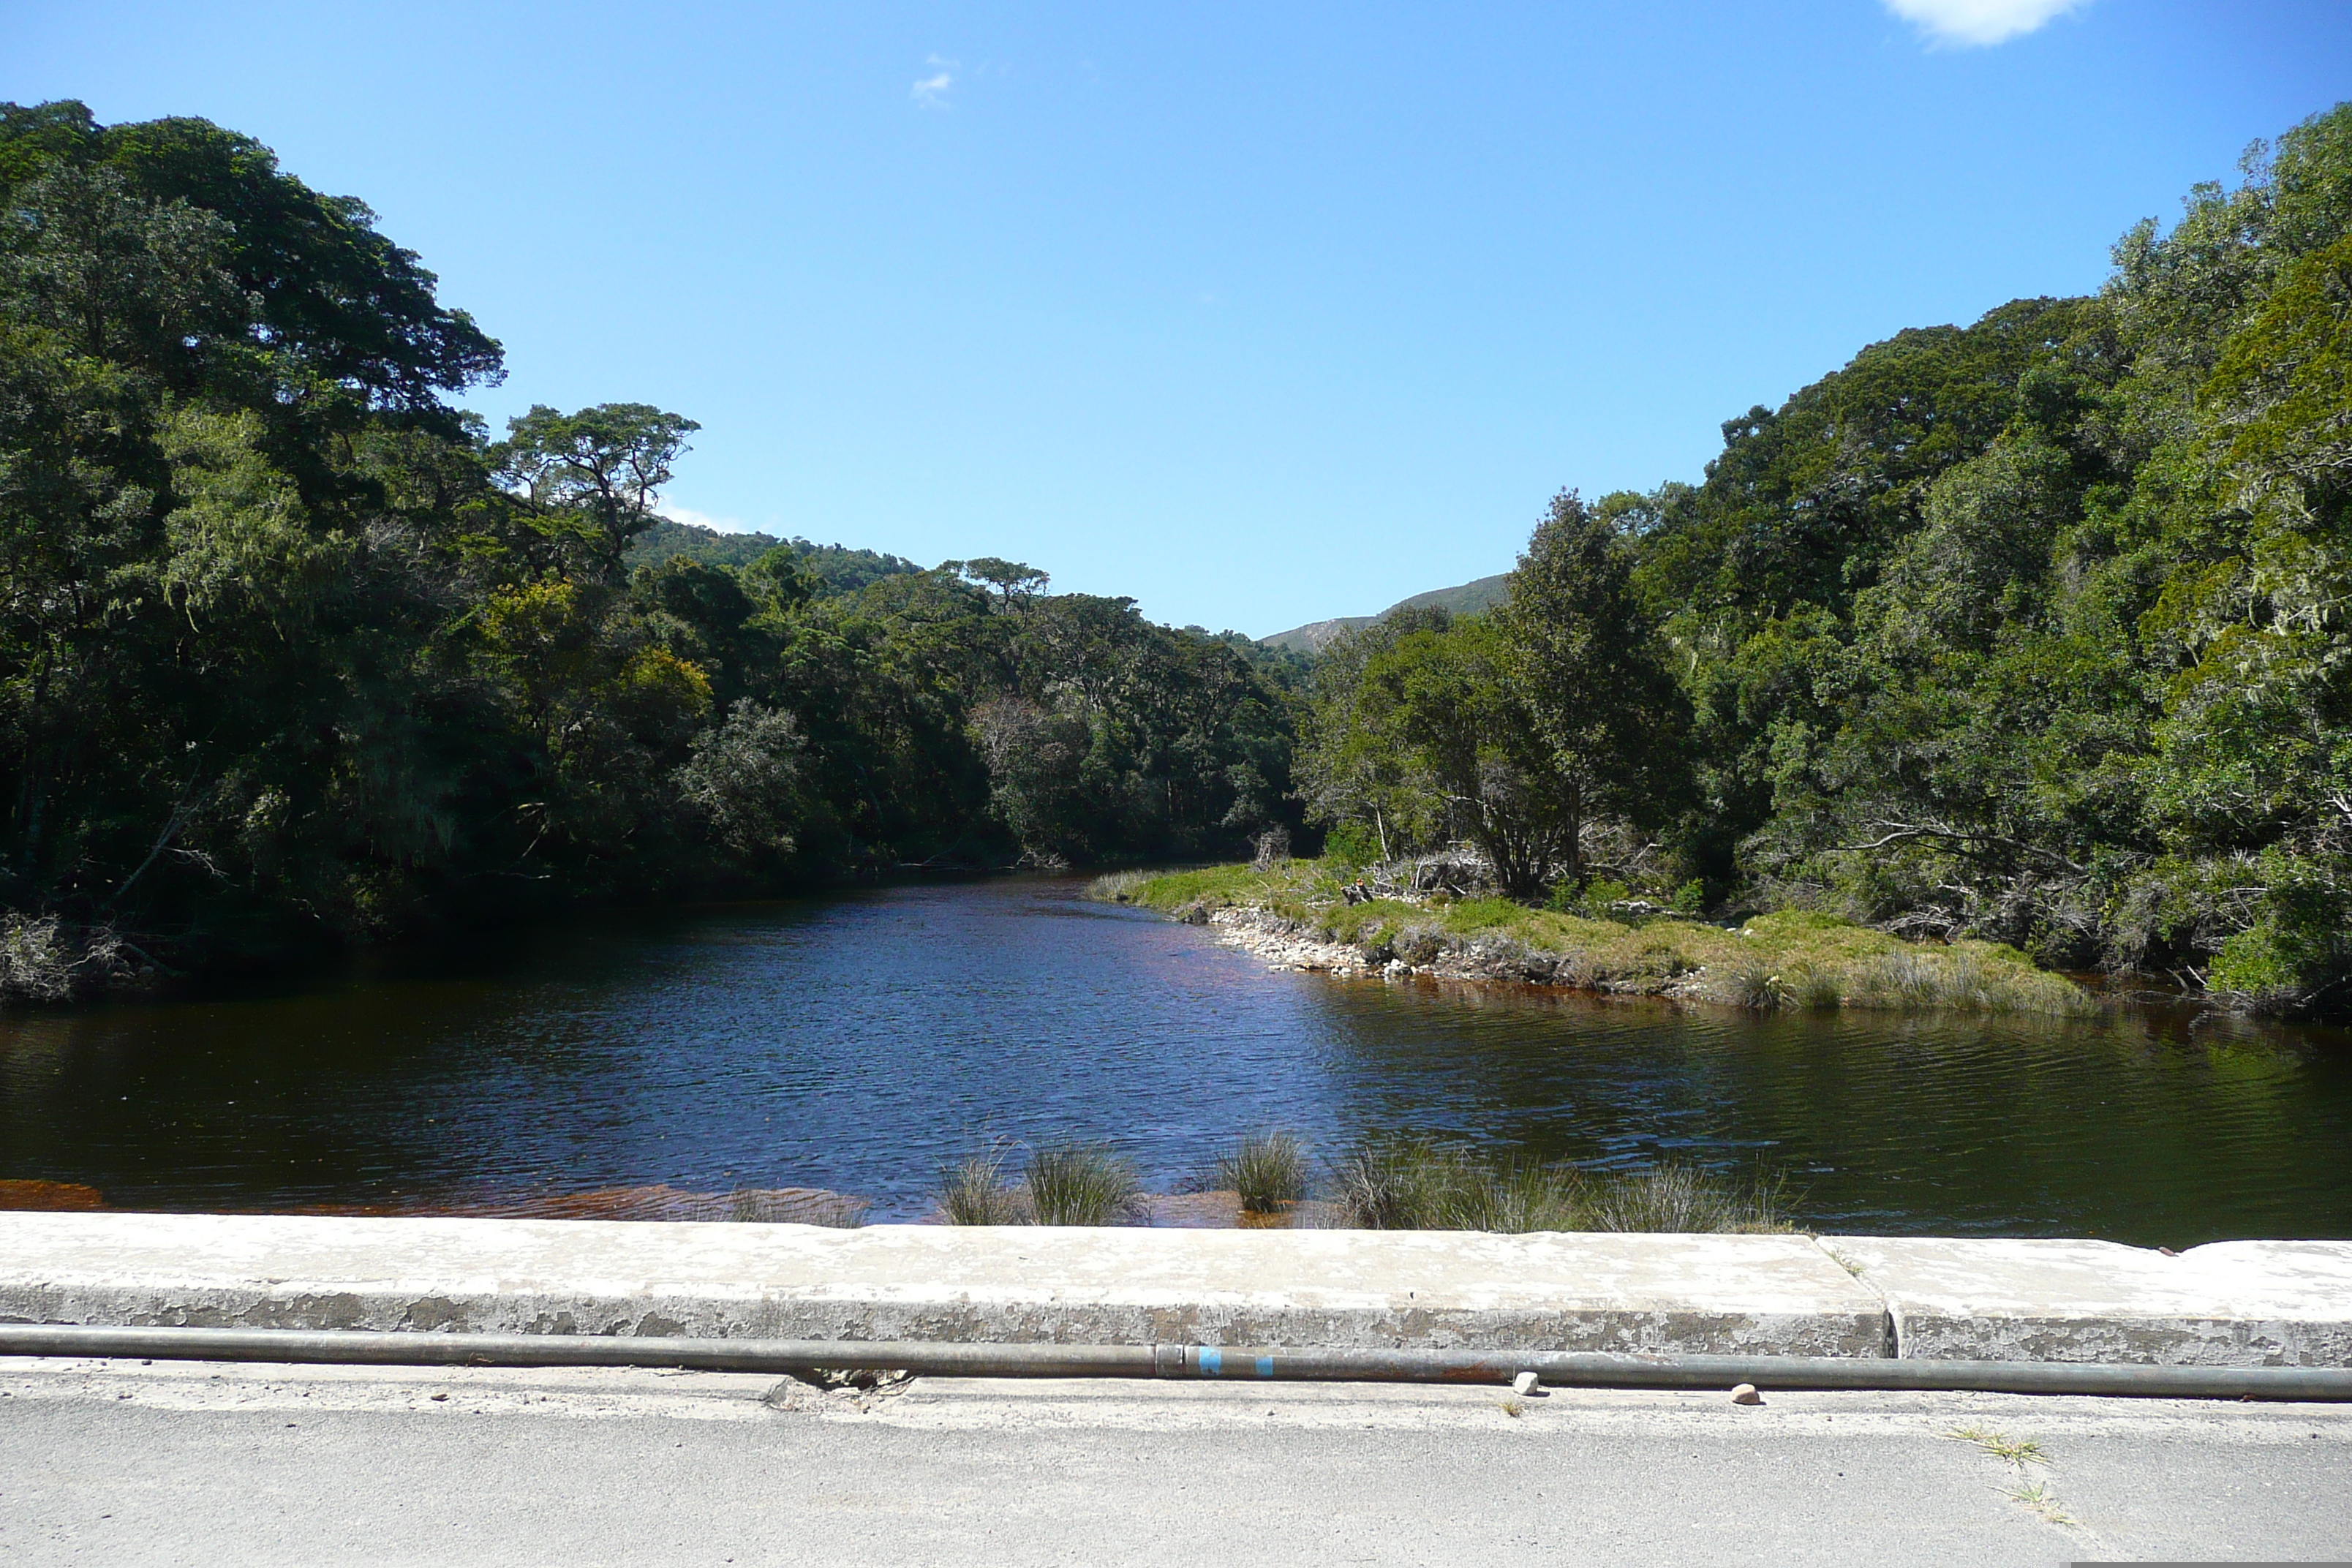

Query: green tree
left=495, top=403, right=700, bottom=578
left=1367, top=616, right=1572, bottom=899
left=1504, top=491, right=1693, bottom=885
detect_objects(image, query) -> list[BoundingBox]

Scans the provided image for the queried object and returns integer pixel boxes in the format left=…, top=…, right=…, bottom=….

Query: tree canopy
left=1302, top=103, right=2352, bottom=1014
left=0, top=101, right=1297, bottom=998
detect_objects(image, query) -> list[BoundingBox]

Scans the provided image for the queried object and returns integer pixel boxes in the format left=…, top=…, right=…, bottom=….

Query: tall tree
left=1503, top=491, right=1692, bottom=885
left=495, top=404, right=700, bottom=579
left=1361, top=616, right=1576, bottom=899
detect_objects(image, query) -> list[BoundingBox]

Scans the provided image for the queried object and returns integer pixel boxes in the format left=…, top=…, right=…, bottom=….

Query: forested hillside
left=7, top=94, right=2346, bottom=1016
left=1304, top=104, right=2352, bottom=1016
left=0, top=102, right=1297, bottom=998
left=1259, top=573, right=1512, bottom=653
left=622, top=518, right=924, bottom=594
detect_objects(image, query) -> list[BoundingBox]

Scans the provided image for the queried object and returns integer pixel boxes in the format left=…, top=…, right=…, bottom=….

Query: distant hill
left=1258, top=573, right=1510, bottom=654
left=627, top=518, right=783, bottom=570
left=626, top=519, right=924, bottom=596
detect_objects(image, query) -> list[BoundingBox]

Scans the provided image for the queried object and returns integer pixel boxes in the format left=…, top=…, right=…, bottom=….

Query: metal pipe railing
left=4, top=1324, right=2348, bottom=1401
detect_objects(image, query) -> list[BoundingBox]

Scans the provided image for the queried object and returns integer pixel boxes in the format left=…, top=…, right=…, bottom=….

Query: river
left=2, top=876, right=2347, bottom=1243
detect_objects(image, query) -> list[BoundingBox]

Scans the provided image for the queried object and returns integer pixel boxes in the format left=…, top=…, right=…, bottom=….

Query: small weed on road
left=1948, top=1426, right=2048, bottom=1466
left=1946, top=1426, right=2073, bottom=1528
left=2007, top=1478, right=2076, bottom=1526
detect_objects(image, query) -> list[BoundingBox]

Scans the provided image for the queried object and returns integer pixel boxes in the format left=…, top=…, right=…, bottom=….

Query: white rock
left=1511, top=1371, right=1541, bottom=1397
left=1730, top=1382, right=1763, bottom=1406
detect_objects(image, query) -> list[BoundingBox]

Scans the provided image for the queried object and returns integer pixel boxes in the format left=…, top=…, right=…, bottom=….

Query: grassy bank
left=1090, top=859, right=2091, bottom=1017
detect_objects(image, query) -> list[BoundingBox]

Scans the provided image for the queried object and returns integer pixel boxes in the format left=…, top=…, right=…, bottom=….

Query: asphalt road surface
left=3, top=1355, right=2348, bottom=1565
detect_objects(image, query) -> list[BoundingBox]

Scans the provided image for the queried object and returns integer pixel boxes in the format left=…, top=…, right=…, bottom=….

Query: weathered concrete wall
left=1825, top=1236, right=2352, bottom=1366
left=0, top=1213, right=1881, bottom=1355
left=4, top=1213, right=2347, bottom=1365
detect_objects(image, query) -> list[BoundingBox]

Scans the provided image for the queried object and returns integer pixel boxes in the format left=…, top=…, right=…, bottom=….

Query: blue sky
left=7, top=1, right=2348, bottom=635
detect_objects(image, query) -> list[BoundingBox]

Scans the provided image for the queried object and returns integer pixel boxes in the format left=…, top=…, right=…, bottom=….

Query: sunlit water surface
left=4, top=877, right=2348, bottom=1243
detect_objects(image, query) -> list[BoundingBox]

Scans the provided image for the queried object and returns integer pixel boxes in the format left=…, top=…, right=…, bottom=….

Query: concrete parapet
left=1825, top=1236, right=2352, bottom=1366
left=0, top=1212, right=1882, bottom=1356
left=4, top=1213, right=2346, bottom=1365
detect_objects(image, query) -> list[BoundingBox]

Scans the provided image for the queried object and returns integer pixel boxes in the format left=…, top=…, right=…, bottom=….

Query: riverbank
left=1092, top=861, right=2092, bottom=1016
left=5, top=1212, right=2348, bottom=1366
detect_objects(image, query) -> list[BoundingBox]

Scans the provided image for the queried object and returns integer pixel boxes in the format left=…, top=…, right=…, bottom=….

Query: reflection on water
left=2, top=878, right=2347, bottom=1243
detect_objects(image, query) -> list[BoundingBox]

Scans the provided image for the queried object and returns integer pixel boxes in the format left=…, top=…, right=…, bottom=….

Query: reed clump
left=1024, top=1140, right=1144, bottom=1226
left=1330, top=1134, right=1792, bottom=1234
left=1330, top=1134, right=1582, bottom=1232
left=1580, top=1161, right=1792, bottom=1234
left=1216, top=1131, right=1310, bottom=1213
left=727, top=1188, right=870, bottom=1227
left=1842, top=949, right=2091, bottom=1016
left=1330, top=1133, right=1473, bottom=1229
left=938, top=1149, right=1027, bottom=1225
left=1717, top=955, right=1795, bottom=1011
left=1082, top=869, right=1157, bottom=903
left=1712, top=935, right=2090, bottom=1017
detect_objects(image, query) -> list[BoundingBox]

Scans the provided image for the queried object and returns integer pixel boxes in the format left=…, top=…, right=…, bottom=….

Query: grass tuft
left=938, top=1148, right=1026, bottom=1225
left=1582, top=1161, right=1793, bottom=1234
left=2008, top=1480, right=2075, bottom=1526
left=1082, top=869, right=1157, bottom=902
left=1025, top=1139, right=1143, bottom=1226
left=1217, top=1131, right=1310, bottom=1213
left=728, top=1189, right=869, bottom=1226
left=1329, top=1136, right=1788, bottom=1234
left=1719, top=955, right=1796, bottom=1010
left=1949, top=1426, right=2049, bottom=1466
left=1330, top=1134, right=1485, bottom=1229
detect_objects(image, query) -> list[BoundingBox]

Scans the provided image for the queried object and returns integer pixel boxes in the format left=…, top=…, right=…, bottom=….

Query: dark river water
left=3, top=877, right=2348, bottom=1243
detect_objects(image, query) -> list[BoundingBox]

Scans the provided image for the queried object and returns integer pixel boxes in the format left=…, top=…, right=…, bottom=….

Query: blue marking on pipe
left=1199, top=1347, right=1223, bottom=1376
left=1256, top=1356, right=1275, bottom=1379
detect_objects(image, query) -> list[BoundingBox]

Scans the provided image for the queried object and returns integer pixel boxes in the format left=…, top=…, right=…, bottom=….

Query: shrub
left=1025, top=1141, right=1142, bottom=1226
left=1216, top=1131, right=1309, bottom=1213
left=0, top=916, right=76, bottom=1003
left=2206, top=921, right=2310, bottom=1013
left=1580, top=877, right=1632, bottom=917
left=1392, top=923, right=1449, bottom=965
left=1323, top=823, right=1381, bottom=871
left=0, top=916, right=136, bottom=1004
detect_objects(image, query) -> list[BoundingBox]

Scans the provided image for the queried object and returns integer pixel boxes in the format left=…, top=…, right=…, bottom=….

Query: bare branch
left=1826, top=820, right=2087, bottom=877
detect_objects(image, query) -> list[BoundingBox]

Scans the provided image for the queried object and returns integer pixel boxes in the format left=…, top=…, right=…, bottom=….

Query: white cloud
left=656, top=502, right=756, bottom=535
left=912, top=55, right=957, bottom=108
left=1881, top=0, right=2087, bottom=46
